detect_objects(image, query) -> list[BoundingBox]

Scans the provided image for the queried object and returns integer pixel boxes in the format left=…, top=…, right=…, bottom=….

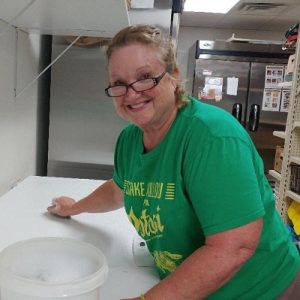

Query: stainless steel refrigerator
left=187, top=40, right=293, bottom=174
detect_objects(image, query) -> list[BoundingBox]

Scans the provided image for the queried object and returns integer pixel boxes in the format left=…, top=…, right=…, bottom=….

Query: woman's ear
left=172, top=67, right=180, bottom=79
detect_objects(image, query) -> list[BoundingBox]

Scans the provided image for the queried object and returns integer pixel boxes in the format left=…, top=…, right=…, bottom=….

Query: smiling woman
left=104, top=25, right=188, bottom=150
left=48, top=24, right=300, bottom=300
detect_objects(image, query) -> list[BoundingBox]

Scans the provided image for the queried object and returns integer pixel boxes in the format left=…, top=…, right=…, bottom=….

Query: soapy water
left=5, top=247, right=101, bottom=284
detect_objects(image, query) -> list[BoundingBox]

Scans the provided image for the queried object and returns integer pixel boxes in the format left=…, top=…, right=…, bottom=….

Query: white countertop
left=0, top=176, right=159, bottom=299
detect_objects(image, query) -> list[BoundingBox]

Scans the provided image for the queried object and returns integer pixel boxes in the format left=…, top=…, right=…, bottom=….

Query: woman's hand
left=47, top=196, right=76, bottom=217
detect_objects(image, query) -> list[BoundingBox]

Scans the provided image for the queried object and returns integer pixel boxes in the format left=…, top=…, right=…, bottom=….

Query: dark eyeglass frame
left=105, top=71, right=167, bottom=97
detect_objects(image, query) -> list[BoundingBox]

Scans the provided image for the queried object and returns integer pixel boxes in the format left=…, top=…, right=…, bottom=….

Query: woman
left=48, top=25, right=300, bottom=299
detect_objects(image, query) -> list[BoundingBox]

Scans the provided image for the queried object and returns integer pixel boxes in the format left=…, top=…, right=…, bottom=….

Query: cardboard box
left=290, top=164, right=300, bottom=194
left=274, top=146, right=284, bottom=173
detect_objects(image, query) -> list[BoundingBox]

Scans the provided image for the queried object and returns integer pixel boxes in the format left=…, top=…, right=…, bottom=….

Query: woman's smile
left=126, top=99, right=151, bottom=111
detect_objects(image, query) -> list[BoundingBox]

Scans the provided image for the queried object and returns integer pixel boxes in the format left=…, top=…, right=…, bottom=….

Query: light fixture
left=184, top=0, right=240, bottom=13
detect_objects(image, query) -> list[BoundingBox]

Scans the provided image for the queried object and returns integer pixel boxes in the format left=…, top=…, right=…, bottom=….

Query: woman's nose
left=125, top=86, right=140, bottom=97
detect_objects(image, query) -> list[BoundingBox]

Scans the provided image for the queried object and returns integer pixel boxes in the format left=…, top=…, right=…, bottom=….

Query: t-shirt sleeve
left=112, top=131, right=125, bottom=190
left=183, top=135, right=266, bottom=236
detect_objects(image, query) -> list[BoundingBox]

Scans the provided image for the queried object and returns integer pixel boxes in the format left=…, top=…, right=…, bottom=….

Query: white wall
left=0, top=21, right=42, bottom=195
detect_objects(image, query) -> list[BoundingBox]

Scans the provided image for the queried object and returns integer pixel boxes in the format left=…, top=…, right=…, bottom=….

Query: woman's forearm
left=70, top=179, right=124, bottom=215
left=48, top=179, right=124, bottom=217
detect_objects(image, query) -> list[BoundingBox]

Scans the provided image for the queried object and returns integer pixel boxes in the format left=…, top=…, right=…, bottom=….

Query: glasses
left=105, top=72, right=167, bottom=97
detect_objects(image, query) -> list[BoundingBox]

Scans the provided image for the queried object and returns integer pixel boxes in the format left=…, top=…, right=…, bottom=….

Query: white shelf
left=294, top=121, right=300, bottom=129
left=286, top=190, right=300, bottom=203
left=225, top=33, right=282, bottom=45
left=269, top=170, right=282, bottom=181
left=0, top=0, right=130, bottom=37
left=273, top=131, right=286, bottom=139
left=290, top=156, right=300, bottom=165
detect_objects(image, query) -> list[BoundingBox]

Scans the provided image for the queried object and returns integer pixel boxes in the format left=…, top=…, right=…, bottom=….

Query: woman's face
left=107, top=43, right=178, bottom=131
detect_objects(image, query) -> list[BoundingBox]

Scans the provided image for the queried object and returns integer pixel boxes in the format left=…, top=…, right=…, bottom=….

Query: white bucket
left=0, top=237, right=108, bottom=300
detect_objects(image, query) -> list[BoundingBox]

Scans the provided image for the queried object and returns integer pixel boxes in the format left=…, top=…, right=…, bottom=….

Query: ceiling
left=180, top=0, right=300, bottom=32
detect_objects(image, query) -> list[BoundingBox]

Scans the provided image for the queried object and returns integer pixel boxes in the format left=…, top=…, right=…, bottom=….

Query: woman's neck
left=142, top=109, right=177, bottom=152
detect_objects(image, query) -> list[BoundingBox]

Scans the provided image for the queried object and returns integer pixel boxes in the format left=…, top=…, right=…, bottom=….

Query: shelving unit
left=269, top=33, right=300, bottom=222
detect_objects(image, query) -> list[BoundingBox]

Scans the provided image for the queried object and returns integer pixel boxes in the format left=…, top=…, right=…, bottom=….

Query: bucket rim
left=0, top=237, right=108, bottom=297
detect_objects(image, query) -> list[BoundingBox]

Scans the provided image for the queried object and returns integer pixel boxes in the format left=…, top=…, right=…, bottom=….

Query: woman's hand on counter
left=47, top=196, right=76, bottom=217
left=47, top=179, right=124, bottom=217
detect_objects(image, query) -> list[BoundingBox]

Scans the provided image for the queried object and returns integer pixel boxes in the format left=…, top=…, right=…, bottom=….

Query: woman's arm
left=126, top=218, right=263, bottom=300
left=47, top=179, right=124, bottom=217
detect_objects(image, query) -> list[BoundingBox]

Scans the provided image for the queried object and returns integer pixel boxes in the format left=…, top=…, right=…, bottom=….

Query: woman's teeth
left=129, top=101, right=149, bottom=109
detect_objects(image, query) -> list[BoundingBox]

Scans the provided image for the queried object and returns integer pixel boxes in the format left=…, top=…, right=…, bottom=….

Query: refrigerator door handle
left=248, top=104, right=260, bottom=132
left=232, top=103, right=243, bottom=123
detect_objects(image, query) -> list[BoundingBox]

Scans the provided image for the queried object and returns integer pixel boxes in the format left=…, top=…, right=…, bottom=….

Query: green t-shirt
left=113, top=97, right=299, bottom=299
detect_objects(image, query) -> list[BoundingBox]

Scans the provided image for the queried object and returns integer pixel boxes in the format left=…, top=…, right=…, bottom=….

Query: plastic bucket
left=0, top=237, right=108, bottom=300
